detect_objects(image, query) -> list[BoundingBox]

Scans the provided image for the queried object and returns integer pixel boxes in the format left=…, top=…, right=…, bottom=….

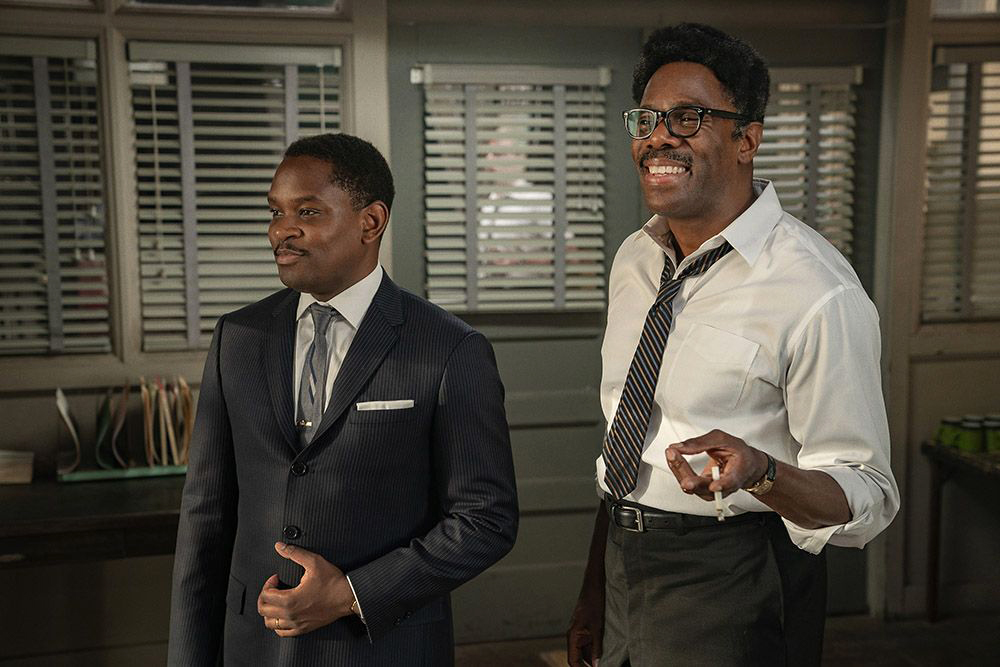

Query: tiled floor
left=455, top=614, right=1000, bottom=666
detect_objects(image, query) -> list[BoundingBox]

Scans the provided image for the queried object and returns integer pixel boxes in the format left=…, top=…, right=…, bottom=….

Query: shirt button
left=283, top=525, right=301, bottom=541
left=291, top=462, right=308, bottom=477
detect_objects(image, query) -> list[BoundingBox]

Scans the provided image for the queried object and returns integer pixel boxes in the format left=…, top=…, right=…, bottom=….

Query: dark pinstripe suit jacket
left=167, top=274, right=518, bottom=666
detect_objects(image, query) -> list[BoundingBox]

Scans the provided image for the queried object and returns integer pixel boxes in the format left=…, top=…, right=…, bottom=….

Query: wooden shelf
left=920, top=440, right=1000, bottom=477
left=0, top=476, right=185, bottom=569
left=921, top=440, right=1000, bottom=622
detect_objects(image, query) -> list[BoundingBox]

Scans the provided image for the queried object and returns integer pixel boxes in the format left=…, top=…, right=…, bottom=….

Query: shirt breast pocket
left=667, top=323, right=759, bottom=416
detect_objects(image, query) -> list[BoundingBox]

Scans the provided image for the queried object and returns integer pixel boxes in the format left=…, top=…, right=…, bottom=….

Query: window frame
left=413, top=64, right=865, bottom=315
left=414, top=63, right=612, bottom=314
left=920, top=45, right=1000, bottom=323
left=128, top=41, right=345, bottom=351
left=0, top=0, right=100, bottom=9
left=118, top=0, right=346, bottom=19
left=906, top=14, right=1000, bottom=356
left=0, top=0, right=379, bottom=391
left=763, top=66, right=864, bottom=262
left=0, top=36, right=114, bottom=356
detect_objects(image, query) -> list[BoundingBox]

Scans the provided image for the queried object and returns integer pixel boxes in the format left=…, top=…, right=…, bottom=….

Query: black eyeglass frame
left=622, top=106, right=757, bottom=140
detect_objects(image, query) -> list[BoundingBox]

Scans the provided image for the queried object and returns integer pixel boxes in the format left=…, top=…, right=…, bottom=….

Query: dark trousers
left=766, top=514, right=827, bottom=666
left=603, top=511, right=826, bottom=667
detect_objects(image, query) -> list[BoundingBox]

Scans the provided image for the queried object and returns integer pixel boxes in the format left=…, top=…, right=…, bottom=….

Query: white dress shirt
left=596, top=180, right=899, bottom=554
left=293, top=264, right=383, bottom=414
left=292, top=263, right=383, bottom=618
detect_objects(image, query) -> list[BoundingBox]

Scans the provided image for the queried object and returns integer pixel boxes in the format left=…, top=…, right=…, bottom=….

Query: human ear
left=737, top=122, right=763, bottom=165
left=360, top=201, right=389, bottom=244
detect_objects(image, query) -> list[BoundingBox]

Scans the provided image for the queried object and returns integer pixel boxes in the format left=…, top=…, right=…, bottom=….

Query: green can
left=956, top=416, right=984, bottom=453
left=985, top=417, right=1000, bottom=453
left=936, top=417, right=963, bottom=447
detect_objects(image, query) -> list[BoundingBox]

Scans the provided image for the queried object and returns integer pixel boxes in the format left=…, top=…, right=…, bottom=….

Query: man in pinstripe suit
left=168, top=133, right=519, bottom=666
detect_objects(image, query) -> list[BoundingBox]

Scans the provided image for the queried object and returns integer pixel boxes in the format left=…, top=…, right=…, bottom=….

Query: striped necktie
left=602, top=241, right=734, bottom=500
left=296, top=303, right=338, bottom=445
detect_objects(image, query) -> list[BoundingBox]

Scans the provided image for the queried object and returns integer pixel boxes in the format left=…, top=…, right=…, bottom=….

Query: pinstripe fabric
left=168, top=274, right=518, bottom=667
left=296, top=303, right=337, bottom=445
left=602, top=242, right=733, bottom=500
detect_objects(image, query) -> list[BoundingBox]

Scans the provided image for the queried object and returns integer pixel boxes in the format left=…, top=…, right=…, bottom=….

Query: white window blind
left=0, top=38, right=111, bottom=355
left=756, top=67, right=862, bottom=260
left=922, top=48, right=1000, bottom=321
left=129, top=42, right=343, bottom=351
left=415, top=64, right=610, bottom=312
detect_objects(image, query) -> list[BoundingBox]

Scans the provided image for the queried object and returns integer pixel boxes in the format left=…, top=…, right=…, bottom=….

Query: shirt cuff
left=345, top=574, right=365, bottom=623
left=782, top=518, right=841, bottom=554
left=812, top=465, right=889, bottom=548
left=781, top=464, right=896, bottom=553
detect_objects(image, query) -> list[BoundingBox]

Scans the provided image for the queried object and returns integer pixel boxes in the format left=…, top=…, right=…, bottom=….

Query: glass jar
left=956, top=415, right=984, bottom=453
left=984, top=416, right=1000, bottom=454
left=937, top=417, right=963, bottom=447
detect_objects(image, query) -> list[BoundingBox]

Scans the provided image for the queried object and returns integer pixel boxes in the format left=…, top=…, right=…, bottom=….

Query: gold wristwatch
left=745, top=453, right=776, bottom=496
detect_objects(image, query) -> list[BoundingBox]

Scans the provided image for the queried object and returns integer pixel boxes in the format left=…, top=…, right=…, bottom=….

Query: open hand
left=256, top=542, right=355, bottom=637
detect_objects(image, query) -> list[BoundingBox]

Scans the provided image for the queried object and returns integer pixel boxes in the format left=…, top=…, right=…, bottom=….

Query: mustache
left=274, top=241, right=305, bottom=255
left=639, top=149, right=693, bottom=169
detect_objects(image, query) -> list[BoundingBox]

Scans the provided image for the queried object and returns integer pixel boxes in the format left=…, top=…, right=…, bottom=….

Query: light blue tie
left=602, top=241, right=734, bottom=500
left=296, top=303, right=337, bottom=444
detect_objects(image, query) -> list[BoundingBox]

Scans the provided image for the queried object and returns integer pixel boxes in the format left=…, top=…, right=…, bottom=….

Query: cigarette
left=712, top=465, right=724, bottom=522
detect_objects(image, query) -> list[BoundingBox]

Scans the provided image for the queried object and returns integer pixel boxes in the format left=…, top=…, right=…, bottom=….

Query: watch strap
left=745, top=452, right=776, bottom=496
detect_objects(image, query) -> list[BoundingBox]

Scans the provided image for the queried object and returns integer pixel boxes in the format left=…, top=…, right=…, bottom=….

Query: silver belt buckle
left=620, top=506, right=644, bottom=533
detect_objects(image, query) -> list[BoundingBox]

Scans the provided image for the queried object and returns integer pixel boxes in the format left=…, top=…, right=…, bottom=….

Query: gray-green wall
left=386, top=14, right=888, bottom=640
left=8, top=1, right=968, bottom=663
left=388, top=21, right=644, bottom=641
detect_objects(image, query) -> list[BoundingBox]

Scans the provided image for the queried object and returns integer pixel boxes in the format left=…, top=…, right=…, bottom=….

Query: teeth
left=648, top=165, right=687, bottom=175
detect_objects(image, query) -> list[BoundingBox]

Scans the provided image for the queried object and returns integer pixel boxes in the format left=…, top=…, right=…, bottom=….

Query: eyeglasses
left=622, top=106, right=754, bottom=140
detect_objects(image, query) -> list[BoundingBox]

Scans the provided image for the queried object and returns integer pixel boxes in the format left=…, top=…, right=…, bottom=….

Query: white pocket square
left=355, top=399, right=414, bottom=411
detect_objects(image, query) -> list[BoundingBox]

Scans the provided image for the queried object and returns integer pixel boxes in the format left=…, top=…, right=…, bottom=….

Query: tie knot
left=657, top=241, right=734, bottom=300
left=308, top=303, right=337, bottom=335
left=680, top=241, right=733, bottom=279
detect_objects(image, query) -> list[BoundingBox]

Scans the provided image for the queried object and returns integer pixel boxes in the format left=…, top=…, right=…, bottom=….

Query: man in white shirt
left=168, top=133, right=518, bottom=666
left=566, top=23, right=898, bottom=667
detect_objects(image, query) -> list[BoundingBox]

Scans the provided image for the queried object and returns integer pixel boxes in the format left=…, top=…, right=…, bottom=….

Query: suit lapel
left=266, top=289, right=300, bottom=452
left=308, top=274, right=404, bottom=446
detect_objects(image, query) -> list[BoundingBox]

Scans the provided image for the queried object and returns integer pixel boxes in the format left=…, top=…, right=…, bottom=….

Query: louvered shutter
left=922, top=49, right=1000, bottom=321
left=933, top=0, right=1000, bottom=17
left=756, top=67, right=862, bottom=260
left=129, top=42, right=342, bottom=351
left=416, top=65, right=609, bottom=312
left=0, top=38, right=110, bottom=355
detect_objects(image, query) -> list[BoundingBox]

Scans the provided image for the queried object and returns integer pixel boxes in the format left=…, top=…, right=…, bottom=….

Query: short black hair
left=284, top=133, right=395, bottom=214
left=632, top=23, right=770, bottom=136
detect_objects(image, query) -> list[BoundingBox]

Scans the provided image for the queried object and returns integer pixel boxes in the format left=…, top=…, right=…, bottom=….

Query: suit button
left=283, top=525, right=301, bottom=540
left=291, top=462, right=308, bottom=477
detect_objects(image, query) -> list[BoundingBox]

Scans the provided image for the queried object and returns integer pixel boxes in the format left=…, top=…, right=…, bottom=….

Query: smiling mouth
left=639, top=149, right=692, bottom=177
left=646, top=165, right=688, bottom=175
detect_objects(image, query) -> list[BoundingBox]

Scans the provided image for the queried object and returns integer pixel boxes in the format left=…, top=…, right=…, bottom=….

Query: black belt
left=606, top=500, right=764, bottom=533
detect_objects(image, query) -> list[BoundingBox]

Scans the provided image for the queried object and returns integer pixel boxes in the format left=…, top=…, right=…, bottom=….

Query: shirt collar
left=641, top=178, right=781, bottom=267
left=295, top=264, right=384, bottom=330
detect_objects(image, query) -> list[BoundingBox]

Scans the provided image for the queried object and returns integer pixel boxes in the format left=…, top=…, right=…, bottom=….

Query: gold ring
left=274, top=618, right=281, bottom=630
